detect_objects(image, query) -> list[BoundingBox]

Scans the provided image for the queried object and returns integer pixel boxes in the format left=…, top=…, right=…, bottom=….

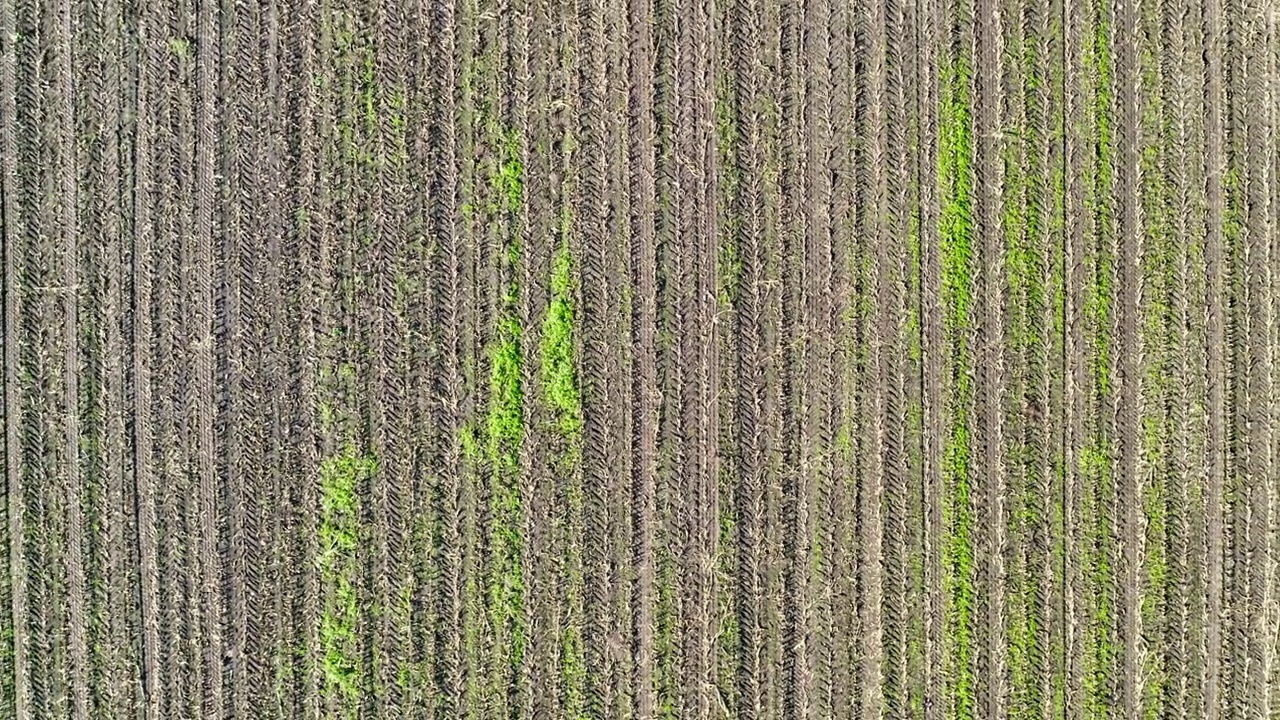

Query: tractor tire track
left=1062, top=0, right=1088, bottom=711
left=1113, top=0, right=1145, bottom=711
left=192, top=0, right=221, bottom=710
left=287, top=0, right=324, bottom=716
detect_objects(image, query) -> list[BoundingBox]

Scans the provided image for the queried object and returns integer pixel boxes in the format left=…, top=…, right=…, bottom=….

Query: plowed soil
left=1, top=0, right=1277, bottom=718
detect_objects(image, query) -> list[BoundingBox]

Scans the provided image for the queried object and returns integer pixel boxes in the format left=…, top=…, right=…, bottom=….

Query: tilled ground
left=1, top=0, right=1277, bottom=718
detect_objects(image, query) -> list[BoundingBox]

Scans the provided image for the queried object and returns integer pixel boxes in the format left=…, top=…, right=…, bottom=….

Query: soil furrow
left=1240, top=0, right=1272, bottom=713
left=862, top=0, right=889, bottom=711
left=1061, top=0, right=1087, bottom=710
left=696, top=0, right=720, bottom=706
left=426, top=0, right=466, bottom=708
left=777, top=0, right=810, bottom=710
left=973, top=0, right=1005, bottom=710
left=671, top=0, right=715, bottom=708
left=650, top=0, right=684, bottom=709
left=152, top=0, right=190, bottom=711
left=131, top=4, right=161, bottom=715
left=258, top=0, right=288, bottom=712
left=804, top=0, right=837, bottom=711
left=288, top=0, right=323, bottom=716
left=17, top=2, right=56, bottom=715
left=218, top=0, right=257, bottom=714
left=193, top=0, right=222, bottom=707
left=575, top=0, right=619, bottom=712
left=729, top=0, right=766, bottom=710
left=78, top=0, right=131, bottom=711
left=1113, top=0, right=1144, bottom=709
left=1158, top=0, right=1203, bottom=713
left=626, top=0, right=659, bottom=707
left=53, top=0, right=89, bottom=711
left=882, top=0, right=915, bottom=710
left=1, top=0, right=25, bottom=712
left=916, top=0, right=944, bottom=715
left=1202, top=0, right=1226, bottom=713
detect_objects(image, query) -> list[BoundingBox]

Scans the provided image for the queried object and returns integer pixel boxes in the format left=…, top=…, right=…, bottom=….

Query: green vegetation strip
left=939, top=15, right=976, bottom=720
left=319, top=447, right=377, bottom=718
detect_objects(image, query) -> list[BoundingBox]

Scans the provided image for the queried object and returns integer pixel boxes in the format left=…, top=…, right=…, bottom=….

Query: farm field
left=1, top=0, right=1279, bottom=717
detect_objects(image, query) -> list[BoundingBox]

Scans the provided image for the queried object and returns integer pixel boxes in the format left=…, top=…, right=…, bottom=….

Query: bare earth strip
left=78, top=0, right=134, bottom=711
left=1158, top=0, right=1203, bottom=712
left=258, top=2, right=289, bottom=714
left=1270, top=3, right=1280, bottom=714
left=291, top=1, right=324, bottom=716
left=19, top=2, right=59, bottom=715
left=801, top=0, right=834, bottom=711
left=1222, top=0, right=1249, bottom=709
left=518, top=4, right=557, bottom=716
left=150, top=0, right=186, bottom=711
left=1269, top=3, right=1280, bottom=712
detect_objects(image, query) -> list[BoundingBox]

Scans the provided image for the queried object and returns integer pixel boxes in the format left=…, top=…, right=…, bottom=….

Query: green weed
left=318, top=447, right=377, bottom=719
left=939, top=17, right=976, bottom=719
left=541, top=245, right=582, bottom=438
